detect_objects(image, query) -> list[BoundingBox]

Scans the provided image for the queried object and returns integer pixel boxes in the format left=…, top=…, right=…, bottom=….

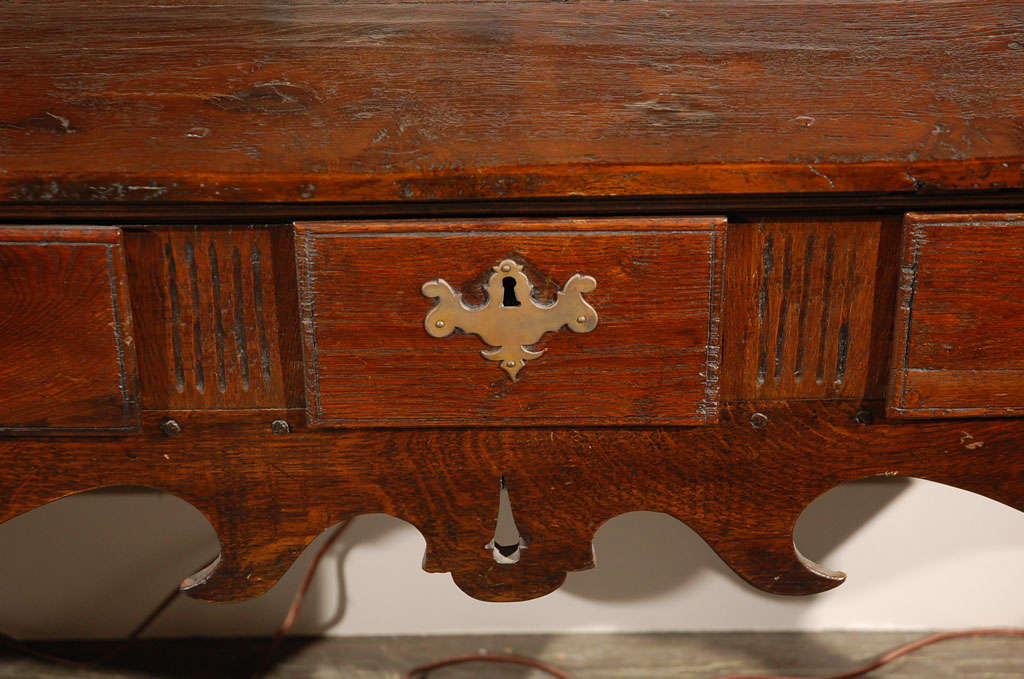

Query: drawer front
left=296, top=218, right=724, bottom=427
left=0, top=227, right=139, bottom=433
left=888, top=213, right=1024, bottom=418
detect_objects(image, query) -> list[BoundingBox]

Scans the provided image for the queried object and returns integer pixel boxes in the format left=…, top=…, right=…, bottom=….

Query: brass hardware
left=422, top=259, right=598, bottom=379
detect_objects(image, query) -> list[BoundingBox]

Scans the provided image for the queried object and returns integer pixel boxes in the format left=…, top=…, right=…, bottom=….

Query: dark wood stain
left=0, top=1, right=1022, bottom=203
left=296, top=217, right=725, bottom=428
left=888, top=212, right=1024, bottom=418
left=0, top=226, right=139, bottom=433
left=773, top=234, right=793, bottom=384
left=756, top=229, right=773, bottom=385
left=0, top=0, right=1023, bottom=607
left=124, top=227, right=304, bottom=411
left=232, top=246, right=251, bottom=391
left=816, top=235, right=836, bottom=385
left=251, top=242, right=274, bottom=389
left=0, top=214, right=1022, bottom=601
left=1, top=403, right=1023, bottom=603
left=185, top=240, right=206, bottom=394
left=208, top=242, right=228, bottom=394
left=165, top=241, right=187, bottom=393
left=720, top=217, right=898, bottom=402
left=793, top=233, right=816, bottom=381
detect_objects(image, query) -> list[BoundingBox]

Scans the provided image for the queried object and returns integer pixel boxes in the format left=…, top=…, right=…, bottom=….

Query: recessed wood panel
left=888, top=213, right=1024, bottom=418
left=296, top=218, right=724, bottom=427
left=0, top=226, right=139, bottom=433
left=124, top=226, right=304, bottom=411
left=721, top=217, right=900, bottom=401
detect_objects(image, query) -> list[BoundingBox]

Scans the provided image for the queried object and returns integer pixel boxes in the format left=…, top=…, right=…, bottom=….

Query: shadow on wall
left=0, top=478, right=909, bottom=639
left=557, top=479, right=912, bottom=674
left=561, top=477, right=911, bottom=604
left=4, top=476, right=1024, bottom=645
left=9, top=477, right=1024, bottom=639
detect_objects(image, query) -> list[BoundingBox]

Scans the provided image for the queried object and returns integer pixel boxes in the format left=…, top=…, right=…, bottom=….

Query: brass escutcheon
left=422, top=259, right=598, bottom=380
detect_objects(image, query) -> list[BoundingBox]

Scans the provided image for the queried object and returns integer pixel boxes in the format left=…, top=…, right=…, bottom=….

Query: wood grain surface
left=2, top=215, right=1024, bottom=602
left=296, top=218, right=724, bottom=427
left=721, top=216, right=900, bottom=402
left=888, top=213, right=1024, bottom=418
left=1, top=1, right=1022, bottom=204
left=1, top=0, right=1024, bottom=615
left=2, top=403, right=1024, bottom=603
left=124, top=226, right=304, bottom=411
left=0, top=226, right=139, bottom=433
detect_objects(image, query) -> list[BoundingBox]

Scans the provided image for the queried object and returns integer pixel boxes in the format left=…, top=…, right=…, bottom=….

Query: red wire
left=250, top=520, right=350, bottom=678
left=712, top=628, right=1024, bottom=679
left=0, top=554, right=214, bottom=666
left=401, top=629, right=1024, bottom=679
left=3, top=521, right=1023, bottom=679
left=405, top=653, right=577, bottom=679
left=0, top=520, right=354, bottom=676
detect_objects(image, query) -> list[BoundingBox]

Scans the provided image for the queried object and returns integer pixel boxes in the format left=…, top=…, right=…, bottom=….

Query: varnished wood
left=3, top=403, right=1024, bottom=603
left=0, top=226, right=139, bottom=433
left=2, top=0, right=1024, bottom=613
left=721, top=216, right=900, bottom=401
left=296, top=218, right=723, bottom=427
left=124, top=226, right=304, bottom=411
left=3, top=214, right=1024, bottom=602
left=0, top=1, right=1022, bottom=204
left=888, top=213, right=1024, bottom=418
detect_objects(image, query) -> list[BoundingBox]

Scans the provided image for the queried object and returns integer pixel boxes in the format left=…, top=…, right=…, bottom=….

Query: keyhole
left=487, top=475, right=525, bottom=564
left=501, top=277, right=521, bottom=307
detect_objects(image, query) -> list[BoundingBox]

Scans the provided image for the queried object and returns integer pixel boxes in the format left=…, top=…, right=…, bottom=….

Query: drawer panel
left=296, top=218, right=724, bottom=427
left=0, top=227, right=139, bottom=433
left=888, top=213, right=1024, bottom=418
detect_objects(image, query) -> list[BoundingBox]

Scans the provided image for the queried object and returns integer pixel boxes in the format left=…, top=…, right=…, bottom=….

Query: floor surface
left=0, top=632, right=1021, bottom=678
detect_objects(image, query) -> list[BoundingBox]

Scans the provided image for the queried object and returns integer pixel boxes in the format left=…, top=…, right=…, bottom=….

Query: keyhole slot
left=501, top=277, right=521, bottom=307
left=487, top=475, right=525, bottom=564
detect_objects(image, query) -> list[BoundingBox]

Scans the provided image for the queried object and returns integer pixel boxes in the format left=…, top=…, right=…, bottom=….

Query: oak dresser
left=1, top=0, right=1023, bottom=604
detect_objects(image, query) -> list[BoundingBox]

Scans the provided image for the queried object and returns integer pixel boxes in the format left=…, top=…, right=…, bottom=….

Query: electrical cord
left=710, top=628, right=1024, bottom=679
left=0, top=553, right=215, bottom=667
left=0, top=521, right=351, bottom=677
left=406, top=629, right=1024, bottom=679
left=405, top=653, right=576, bottom=679
left=249, top=520, right=350, bottom=679
left=2, top=523, right=1023, bottom=679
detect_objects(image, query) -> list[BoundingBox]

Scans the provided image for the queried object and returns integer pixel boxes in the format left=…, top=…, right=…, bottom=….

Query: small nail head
left=577, top=315, right=587, bottom=324
left=160, top=419, right=181, bottom=436
left=749, top=412, right=769, bottom=429
left=505, top=360, right=516, bottom=368
left=501, top=264, right=511, bottom=272
left=271, top=419, right=291, bottom=434
left=855, top=409, right=874, bottom=425
left=435, top=320, right=445, bottom=328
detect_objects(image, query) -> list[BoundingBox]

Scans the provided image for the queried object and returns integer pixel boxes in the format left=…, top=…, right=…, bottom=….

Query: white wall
left=1, top=478, right=1023, bottom=639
